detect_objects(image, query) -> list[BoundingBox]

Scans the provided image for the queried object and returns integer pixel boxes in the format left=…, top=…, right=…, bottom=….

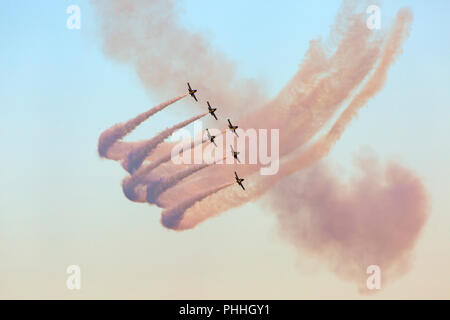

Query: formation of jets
left=187, top=83, right=246, bottom=191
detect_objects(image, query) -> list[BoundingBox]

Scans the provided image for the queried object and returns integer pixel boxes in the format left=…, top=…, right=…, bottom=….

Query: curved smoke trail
left=161, top=182, right=234, bottom=229
left=147, top=156, right=227, bottom=206
left=122, top=129, right=226, bottom=202
left=98, top=94, right=187, bottom=158
left=95, top=1, right=428, bottom=288
left=122, top=112, right=208, bottom=173
left=171, top=8, right=415, bottom=231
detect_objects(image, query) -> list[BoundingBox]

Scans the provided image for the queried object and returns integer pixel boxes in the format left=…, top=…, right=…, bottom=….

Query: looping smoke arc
left=95, top=0, right=428, bottom=288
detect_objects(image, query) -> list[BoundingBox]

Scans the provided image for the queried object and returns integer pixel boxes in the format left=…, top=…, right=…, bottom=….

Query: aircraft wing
left=212, top=140, right=217, bottom=147
left=206, top=129, right=211, bottom=138
left=192, top=93, right=198, bottom=101
left=228, top=119, right=232, bottom=127
left=187, top=82, right=192, bottom=90
left=239, top=182, right=245, bottom=190
left=212, top=112, right=218, bottom=120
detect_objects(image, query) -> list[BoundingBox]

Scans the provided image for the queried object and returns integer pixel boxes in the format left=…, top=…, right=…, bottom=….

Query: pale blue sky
left=0, top=0, right=449, bottom=298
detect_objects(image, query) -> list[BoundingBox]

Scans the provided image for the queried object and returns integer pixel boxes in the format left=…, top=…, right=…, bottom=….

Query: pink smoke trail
left=174, top=8, right=415, bottom=231
left=267, top=156, right=429, bottom=291
left=98, top=93, right=187, bottom=158
left=122, top=136, right=207, bottom=202
left=122, top=129, right=227, bottom=202
left=161, top=182, right=234, bottom=229
left=91, top=0, right=267, bottom=116
left=147, top=156, right=228, bottom=205
left=95, top=1, right=428, bottom=288
left=122, top=112, right=208, bottom=173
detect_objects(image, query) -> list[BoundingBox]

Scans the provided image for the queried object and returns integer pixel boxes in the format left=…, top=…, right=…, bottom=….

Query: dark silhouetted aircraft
left=206, top=129, right=217, bottom=146
left=230, top=145, right=240, bottom=163
left=207, top=101, right=218, bottom=120
left=234, top=171, right=245, bottom=190
left=187, top=82, right=198, bottom=101
left=228, top=119, right=239, bottom=137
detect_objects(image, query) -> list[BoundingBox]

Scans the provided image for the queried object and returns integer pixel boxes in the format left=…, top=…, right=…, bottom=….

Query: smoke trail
left=262, top=10, right=426, bottom=288
left=161, top=182, right=234, bottom=229
left=147, top=156, right=227, bottom=205
left=326, top=8, right=412, bottom=144
left=277, top=8, right=414, bottom=178
left=98, top=94, right=187, bottom=158
left=175, top=7, right=415, bottom=231
left=173, top=8, right=425, bottom=285
left=121, top=135, right=208, bottom=202
left=95, top=0, right=428, bottom=288
left=122, top=129, right=227, bottom=202
left=122, top=112, right=208, bottom=173
left=266, top=156, right=429, bottom=291
left=150, top=4, right=387, bottom=213
left=91, top=0, right=267, bottom=116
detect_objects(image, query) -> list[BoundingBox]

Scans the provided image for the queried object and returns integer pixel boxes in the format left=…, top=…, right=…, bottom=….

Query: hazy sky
left=0, top=0, right=449, bottom=299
